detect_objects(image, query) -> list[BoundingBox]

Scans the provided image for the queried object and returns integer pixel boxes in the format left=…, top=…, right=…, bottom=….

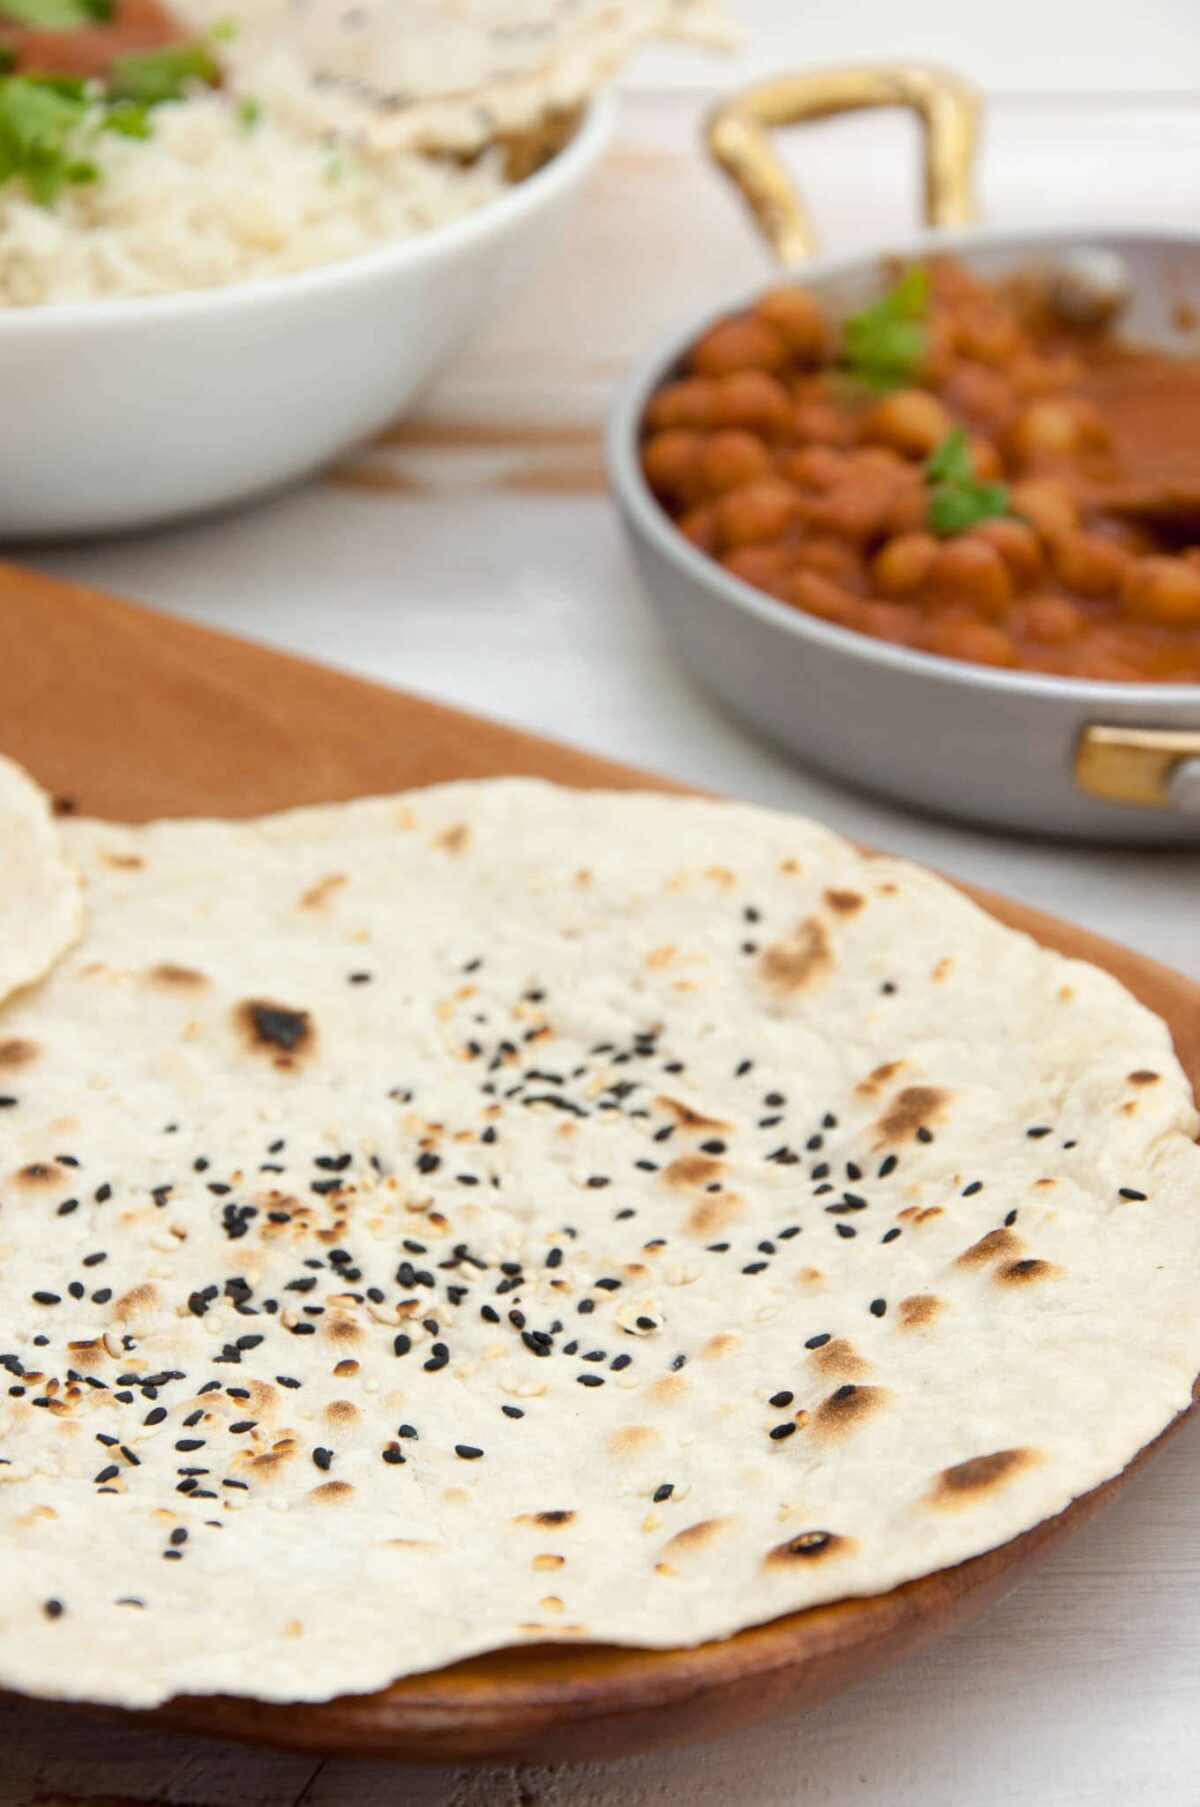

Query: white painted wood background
left=12, top=1, right=1200, bottom=1799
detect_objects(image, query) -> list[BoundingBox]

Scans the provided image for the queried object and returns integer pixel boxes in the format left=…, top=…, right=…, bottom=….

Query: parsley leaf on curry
left=925, top=426, right=1011, bottom=536
left=841, top=265, right=929, bottom=391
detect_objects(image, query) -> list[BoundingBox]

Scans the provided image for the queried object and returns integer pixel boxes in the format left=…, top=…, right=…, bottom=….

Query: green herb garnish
left=236, top=93, right=260, bottom=129
left=107, top=39, right=219, bottom=105
left=0, top=71, right=95, bottom=201
left=0, top=0, right=112, bottom=28
left=925, top=427, right=1010, bottom=536
left=842, top=265, right=930, bottom=391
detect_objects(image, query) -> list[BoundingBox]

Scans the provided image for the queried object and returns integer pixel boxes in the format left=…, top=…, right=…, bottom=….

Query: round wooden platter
left=0, top=561, right=1197, bottom=1765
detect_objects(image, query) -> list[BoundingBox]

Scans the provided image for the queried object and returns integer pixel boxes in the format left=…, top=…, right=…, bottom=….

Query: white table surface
left=10, top=6, right=1200, bottom=1801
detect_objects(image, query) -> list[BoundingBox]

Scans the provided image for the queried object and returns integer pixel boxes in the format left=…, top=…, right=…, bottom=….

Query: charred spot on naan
left=11, top=1160, right=64, bottom=1187
left=757, top=917, right=832, bottom=997
left=955, top=1227, right=1023, bottom=1268
left=807, top=1336, right=870, bottom=1381
left=0, top=1038, right=40, bottom=1069
left=433, top=823, right=470, bottom=855
left=764, top=1529, right=854, bottom=1568
left=897, top=1293, right=945, bottom=1329
left=929, top=1447, right=1039, bottom=1507
left=298, top=872, right=349, bottom=912
left=662, top=1153, right=724, bottom=1190
left=823, top=888, right=865, bottom=917
left=811, top=1383, right=889, bottom=1439
left=685, top=1192, right=744, bottom=1238
left=147, top=962, right=210, bottom=990
left=663, top=1515, right=738, bottom=1557
left=873, top=1085, right=950, bottom=1148
left=655, top=1095, right=730, bottom=1132
left=995, top=1257, right=1060, bottom=1286
left=235, top=1000, right=315, bottom=1069
left=1128, top=1069, right=1161, bottom=1086
left=856, top=1058, right=906, bottom=1100
left=514, top=1509, right=577, bottom=1528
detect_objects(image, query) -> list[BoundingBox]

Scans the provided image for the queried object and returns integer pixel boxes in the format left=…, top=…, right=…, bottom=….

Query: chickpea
left=791, top=398, right=859, bottom=447
left=969, top=517, right=1045, bottom=588
left=922, top=614, right=1018, bottom=667
left=797, top=476, right=894, bottom=544
left=860, top=600, right=921, bottom=643
left=794, top=536, right=868, bottom=593
left=677, top=504, right=718, bottom=554
left=786, top=568, right=860, bottom=627
left=1007, top=399, right=1085, bottom=464
left=953, top=303, right=1022, bottom=368
left=645, top=377, right=721, bottom=433
left=940, top=360, right=1016, bottom=431
left=722, top=544, right=792, bottom=596
left=1009, top=350, right=1083, bottom=396
left=872, top=531, right=940, bottom=596
left=713, top=370, right=792, bottom=438
left=925, top=539, right=1015, bottom=621
left=1120, top=556, right=1200, bottom=628
left=753, top=287, right=830, bottom=363
left=968, top=437, right=1004, bottom=480
left=1015, top=595, right=1086, bottom=645
left=862, top=388, right=953, bottom=458
left=641, top=429, right=703, bottom=506
left=782, top=444, right=851, bottom=491
left=1009, top=479, right=1080, bottom=540
left=689, top=315, right=789, bottom=378
left=695, top=430, right=774, bottom=497
left=1047, top=531, right=1129, bottom=599
left=879, top=481, right=928, bottom=536
left=715, top=478, right=799, bottom=550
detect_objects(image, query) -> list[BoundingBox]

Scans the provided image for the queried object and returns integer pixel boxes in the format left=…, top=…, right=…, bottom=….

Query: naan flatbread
left=176, top=0, right=730, bottom=153
left=0, top=778, right=1196, bottom=1707
left=0, top=755, right=80, bottom=1008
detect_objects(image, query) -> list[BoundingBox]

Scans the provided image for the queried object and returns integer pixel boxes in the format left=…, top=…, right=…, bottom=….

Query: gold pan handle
left=705, top=63, right=980, bottom=267
left=1075, top=727, right=1200, bottom=813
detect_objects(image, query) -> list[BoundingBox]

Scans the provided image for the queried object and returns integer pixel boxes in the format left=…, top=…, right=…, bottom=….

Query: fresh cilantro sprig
left=925, top=427, right=1011, bottom=536
left=107, top=39, right=219, bottom=105
left=0, top=0, right=112, bottom=27
left=0, top=32, right=222, bottom=203
left=0, top=72, right=95, bottom=201
left=841, top=265, right=929, bottom=391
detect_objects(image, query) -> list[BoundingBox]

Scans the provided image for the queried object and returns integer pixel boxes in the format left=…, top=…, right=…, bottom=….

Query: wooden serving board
left=1, top=559, right=1197, bottom=1767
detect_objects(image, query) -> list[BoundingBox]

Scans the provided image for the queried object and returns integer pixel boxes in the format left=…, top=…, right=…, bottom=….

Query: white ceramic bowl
left=0, top=95, right=615, bottom=541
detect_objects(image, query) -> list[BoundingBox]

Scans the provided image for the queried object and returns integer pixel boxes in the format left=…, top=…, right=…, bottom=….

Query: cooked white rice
left=0, top=72, right=508, bottom=307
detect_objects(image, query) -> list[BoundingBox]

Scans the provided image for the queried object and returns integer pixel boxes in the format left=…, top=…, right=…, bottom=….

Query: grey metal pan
left=605, top=64, right=1200, bottom=842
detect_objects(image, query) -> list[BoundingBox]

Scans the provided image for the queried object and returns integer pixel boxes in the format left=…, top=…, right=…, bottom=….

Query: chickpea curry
left=640, top=259, right=1200, bottom=682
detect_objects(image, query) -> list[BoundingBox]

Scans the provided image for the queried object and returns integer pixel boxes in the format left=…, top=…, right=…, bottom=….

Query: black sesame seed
left=869, top=1298, right=887, bottom=1318
left=769, top=1422, right=796, bottom=1441
left=312, top=1448, right=333, bottom=1471
left=455, top=1444, right=483, bottom=1459
left=501, top=1405, right=524, bottom=1419
left=577, top=1374, right=604, bottom=1387
left=742, top=1262, right=768, bottom=1275
left=43, top=1599, right=64, bottom=1619
left=805, top=1333, right=831, bottom=1349
left=835, top=1224, right=857, bottom=1239
left=56, top=1198, right=79, bottom=1217
left=1119, top=1187, right=1148, bottom=1201
left=31, top=1292, right=61, bottom=1306
left=881, top=1227, right=902, bottom=1243
left=962, top=1180, right=983, bottom=1197
left=769, top=1390, right=794, bottom=1408
left=94, top=1465, right=120, bottom=1484
left=653, top=1482, right=675, bottom=1502
left=1004, top=1209, right=1018, bottom=1227
left=1026, top=1126, right=1052, bottom=1139
left=916, top=1127, right=934, bottom=1144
